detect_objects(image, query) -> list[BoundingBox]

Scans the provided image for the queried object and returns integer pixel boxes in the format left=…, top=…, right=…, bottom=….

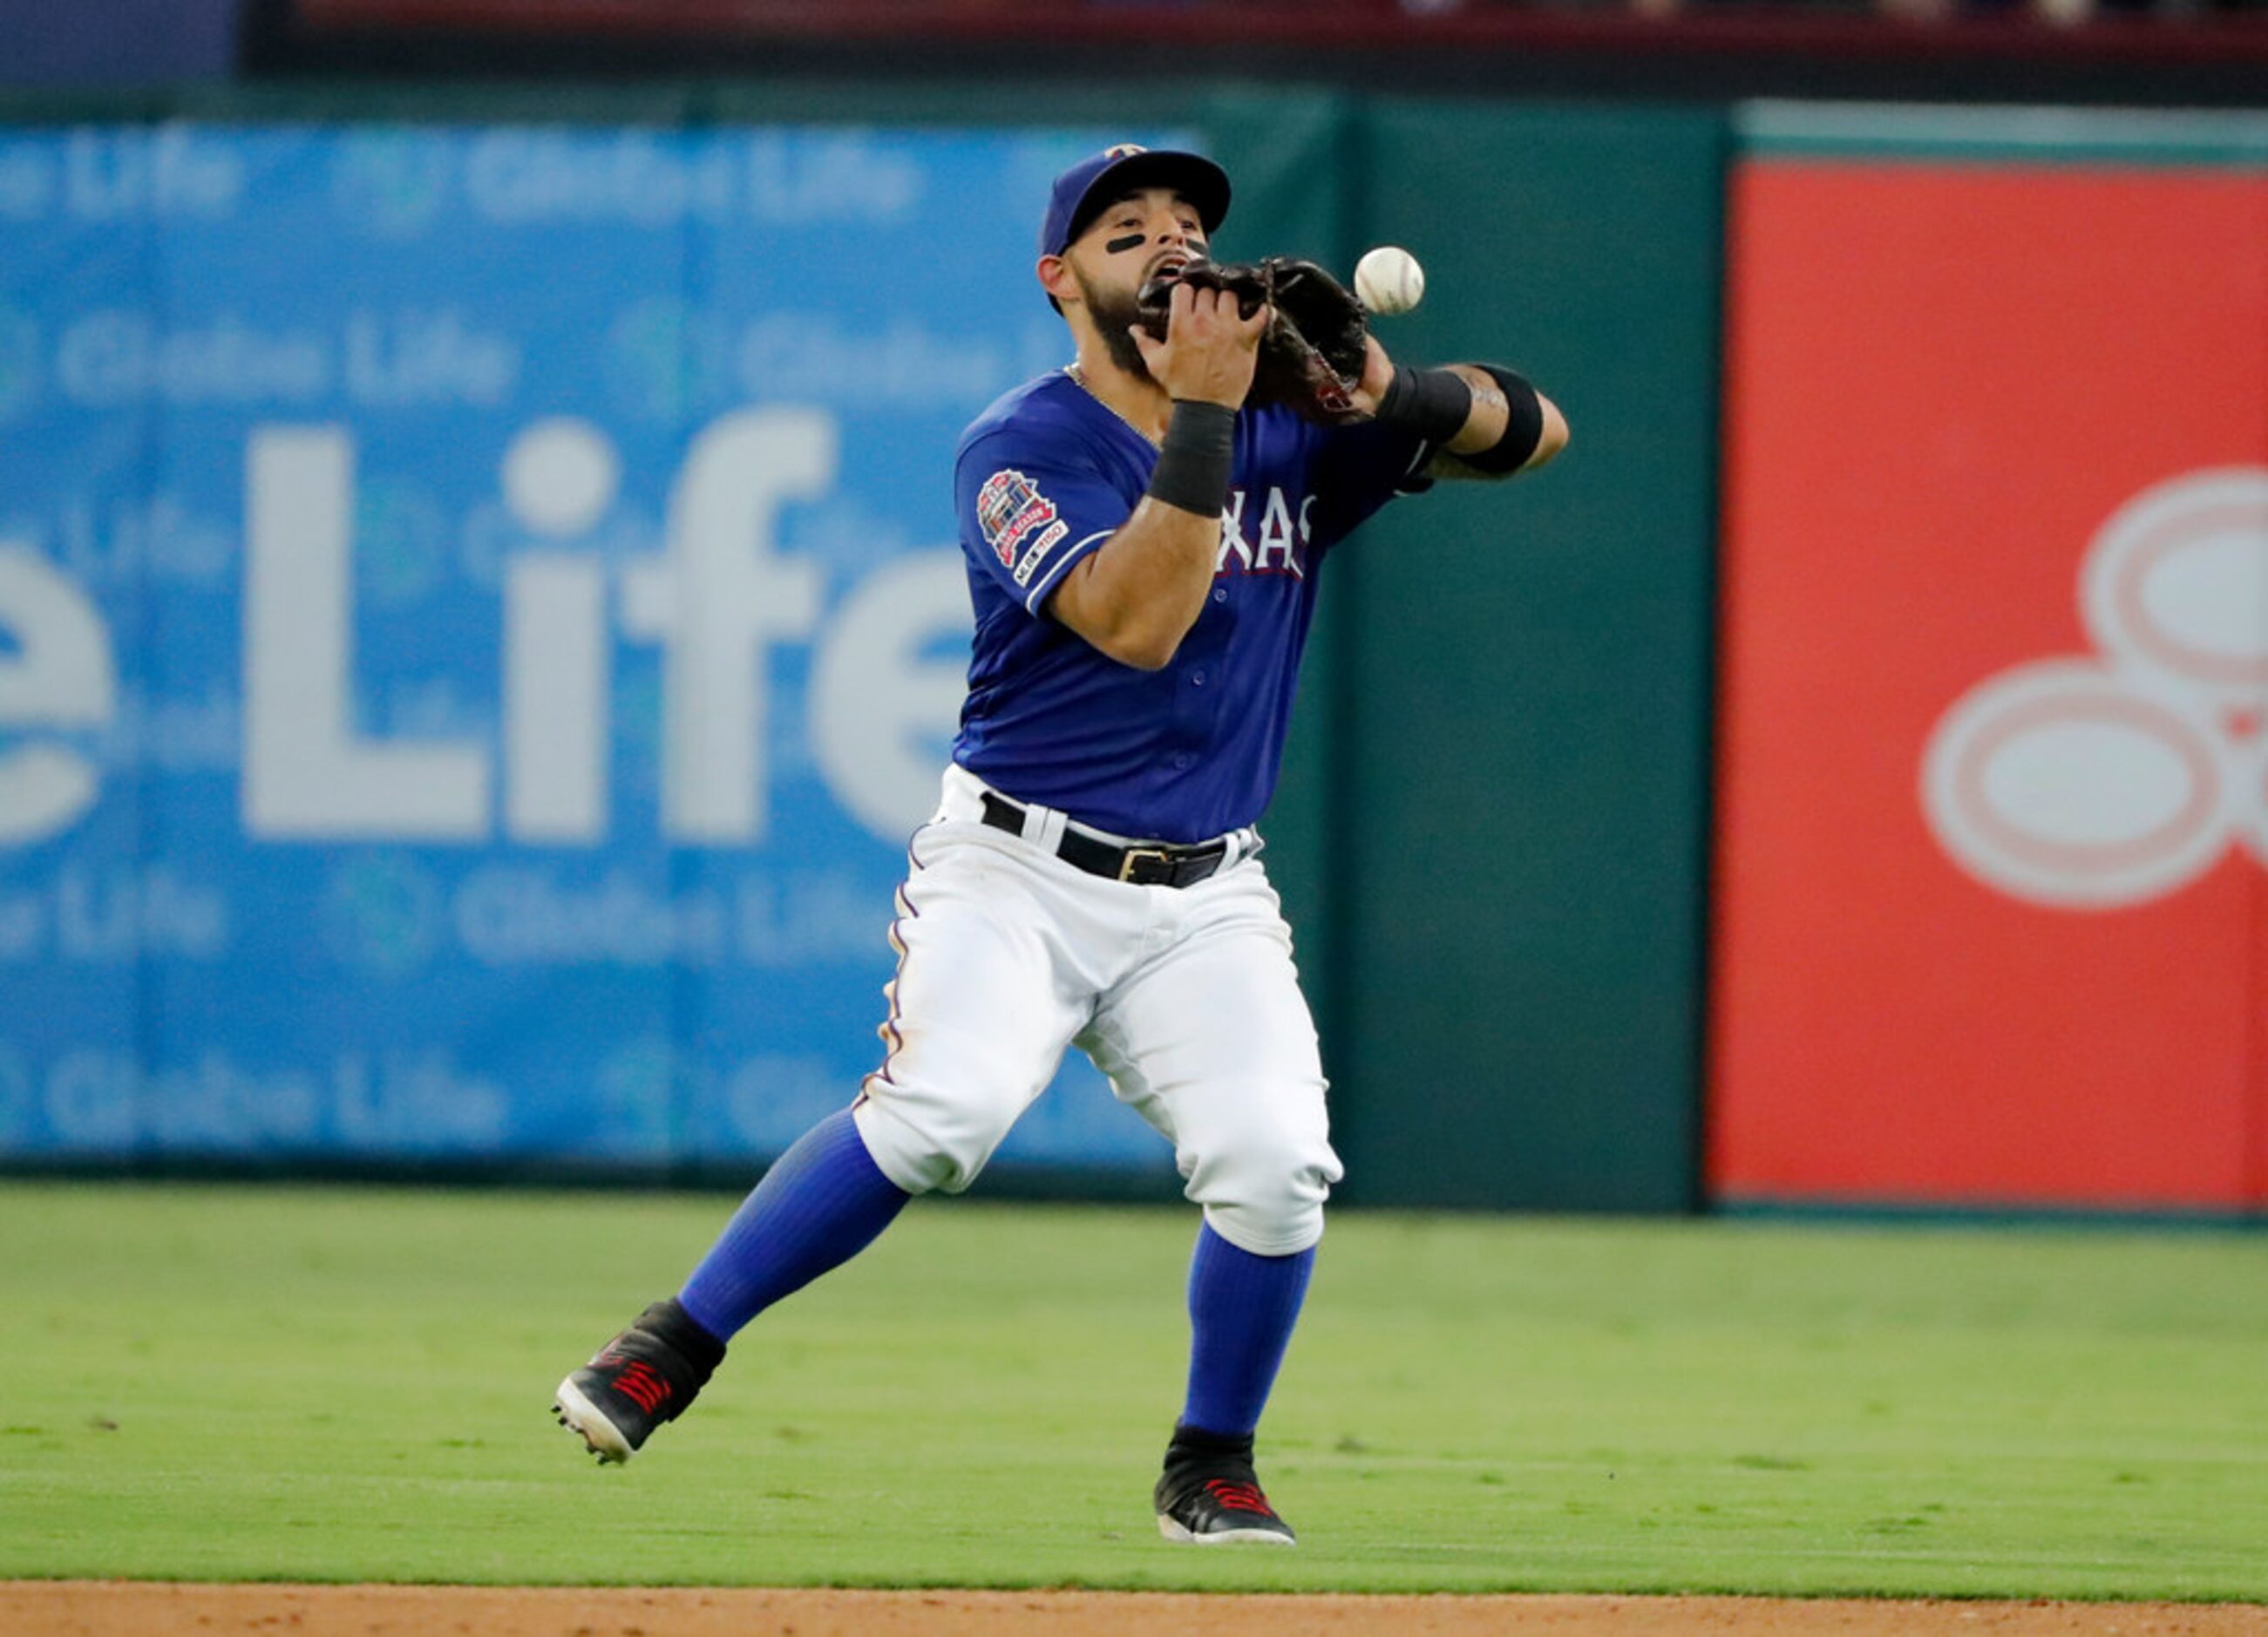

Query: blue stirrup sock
left=1178, top=1219, right=1315, bottom=1438
left=676, top=1107, right=910, bottom=1343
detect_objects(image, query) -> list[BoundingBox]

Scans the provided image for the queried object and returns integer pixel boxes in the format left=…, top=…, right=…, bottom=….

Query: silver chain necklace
left=1065, top=362, right=1161, bottom=449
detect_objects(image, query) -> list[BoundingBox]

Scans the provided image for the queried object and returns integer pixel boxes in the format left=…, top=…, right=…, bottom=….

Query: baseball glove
left=1136, top=256, right=1371, bottom=424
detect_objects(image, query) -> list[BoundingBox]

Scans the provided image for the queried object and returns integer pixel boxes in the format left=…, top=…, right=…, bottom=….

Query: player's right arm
left=1043, top=477, right=1222, bottom=673
left=1046, top=282, right=1263, bottom=672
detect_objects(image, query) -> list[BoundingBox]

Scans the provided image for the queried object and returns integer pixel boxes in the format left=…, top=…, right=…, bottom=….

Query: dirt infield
left=8, top=1584, right=2267, bottom=1635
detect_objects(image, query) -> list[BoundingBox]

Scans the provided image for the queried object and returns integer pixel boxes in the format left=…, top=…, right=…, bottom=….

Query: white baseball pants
left=851, top=764, right=1341, bottom=1255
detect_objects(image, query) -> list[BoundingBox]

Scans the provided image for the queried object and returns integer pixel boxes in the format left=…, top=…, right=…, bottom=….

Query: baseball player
left=554, top=144, right=1566, bottom=1545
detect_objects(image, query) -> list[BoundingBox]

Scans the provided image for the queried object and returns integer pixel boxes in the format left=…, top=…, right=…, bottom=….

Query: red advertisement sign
left=1711, top=159, right=2268, bottom=1210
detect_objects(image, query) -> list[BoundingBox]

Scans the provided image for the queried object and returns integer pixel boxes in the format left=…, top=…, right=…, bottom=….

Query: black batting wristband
left=1375, top=365, right=1472, bottom=445
left=1145, top=399, right=1238, bottom=519
left=1459, top=364, right=1546, bottom=474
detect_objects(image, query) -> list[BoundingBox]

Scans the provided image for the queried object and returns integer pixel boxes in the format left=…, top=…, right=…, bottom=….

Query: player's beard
left=1070, top=262, right=1154, bottom=383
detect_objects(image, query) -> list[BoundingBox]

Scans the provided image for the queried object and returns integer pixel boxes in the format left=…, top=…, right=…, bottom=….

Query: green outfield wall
left=1208, top=98, right=1726, bottom=1212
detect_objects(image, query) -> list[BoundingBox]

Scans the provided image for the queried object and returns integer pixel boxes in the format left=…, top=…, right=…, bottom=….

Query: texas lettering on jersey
left=1215, top=486, right=1312, bottom=579
left=976, top=468, right=1072, bottom=588
left=980, top=470, right=1312, bottom=588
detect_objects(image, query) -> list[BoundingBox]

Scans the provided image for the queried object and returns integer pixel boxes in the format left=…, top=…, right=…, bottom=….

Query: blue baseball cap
left=1038, top=144, right=1232, bottom=258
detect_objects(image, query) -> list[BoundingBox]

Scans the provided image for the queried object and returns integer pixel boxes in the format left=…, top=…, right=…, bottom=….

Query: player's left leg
left=557, top=801, right=1097, bottom=1466
left=553, top=1111, right=909, bottom=1464
left=1081, top=857, right=1339, bottom=1545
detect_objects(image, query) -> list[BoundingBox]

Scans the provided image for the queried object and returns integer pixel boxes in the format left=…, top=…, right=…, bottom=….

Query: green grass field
left=2, top=1181, right=2263, bottom=1599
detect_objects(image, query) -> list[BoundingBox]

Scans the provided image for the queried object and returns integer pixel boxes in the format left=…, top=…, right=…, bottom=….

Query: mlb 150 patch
left=977, top=467, right=1059, bottom=570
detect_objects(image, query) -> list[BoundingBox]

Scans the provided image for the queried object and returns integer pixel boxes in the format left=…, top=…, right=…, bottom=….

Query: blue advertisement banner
left=0, top=120, right=1178, bottom=1179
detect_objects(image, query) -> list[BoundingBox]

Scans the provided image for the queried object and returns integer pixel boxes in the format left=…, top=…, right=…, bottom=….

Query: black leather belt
left=979, top=792, right=1232, bottom=888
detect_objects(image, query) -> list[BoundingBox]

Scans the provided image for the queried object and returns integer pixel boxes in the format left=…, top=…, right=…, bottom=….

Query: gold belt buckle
left=1117, top=846, right=1172, bottom=883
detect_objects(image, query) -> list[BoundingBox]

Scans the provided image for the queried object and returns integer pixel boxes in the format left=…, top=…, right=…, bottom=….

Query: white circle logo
left=1923, top=469, right=2268, bottom=908
left=2083, top=469, right=2268, bottom=698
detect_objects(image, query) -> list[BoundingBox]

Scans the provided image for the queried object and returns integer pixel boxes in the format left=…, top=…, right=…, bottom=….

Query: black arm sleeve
left=1455, top=364, right=1546, bottom=475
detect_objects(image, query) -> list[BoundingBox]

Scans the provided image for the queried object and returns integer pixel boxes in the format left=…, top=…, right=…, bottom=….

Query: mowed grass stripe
left=0, top=1181, right=2261, bottom=1597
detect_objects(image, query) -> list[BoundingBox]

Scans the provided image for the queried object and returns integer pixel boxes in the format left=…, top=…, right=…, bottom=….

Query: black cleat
left=1153, top=1423, right=1297, bottom=1545
left=552, top=1298, right=724, bottom=1464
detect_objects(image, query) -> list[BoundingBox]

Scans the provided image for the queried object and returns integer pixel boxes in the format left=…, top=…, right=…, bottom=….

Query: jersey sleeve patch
left=976, top=468, right=1069, bottom=585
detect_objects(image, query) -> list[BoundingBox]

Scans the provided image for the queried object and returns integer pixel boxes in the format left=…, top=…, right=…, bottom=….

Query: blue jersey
left=951, top=370, right=1434, bottom=844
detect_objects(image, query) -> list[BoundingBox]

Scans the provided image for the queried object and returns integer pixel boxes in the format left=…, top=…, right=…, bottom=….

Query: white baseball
left=1354, top=246, right=1424, bottom=316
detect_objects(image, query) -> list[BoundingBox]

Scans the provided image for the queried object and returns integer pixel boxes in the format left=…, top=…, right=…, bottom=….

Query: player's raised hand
left=1131, top=278, right=1266, bottom=410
